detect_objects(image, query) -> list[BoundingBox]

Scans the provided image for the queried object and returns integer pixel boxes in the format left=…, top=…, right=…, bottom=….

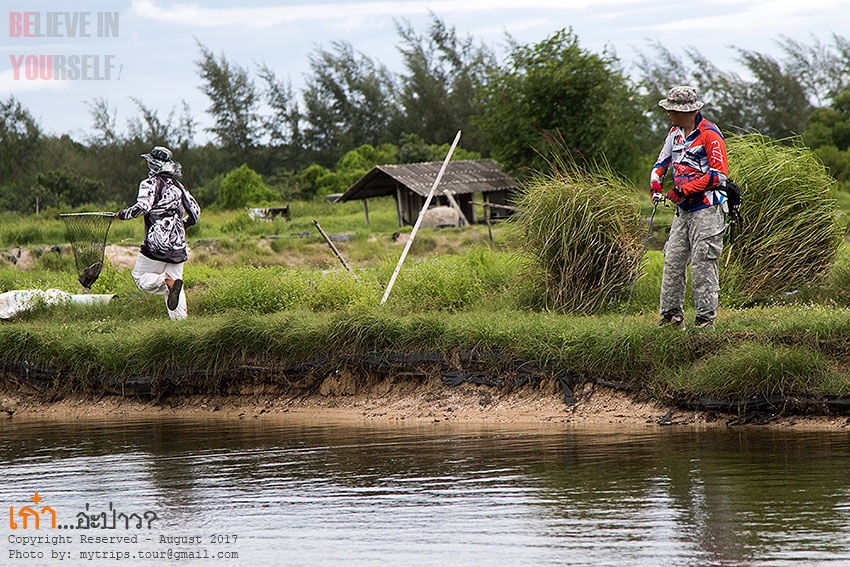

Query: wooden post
left=441, top=189, right=469, bottom=226
left=395, top=183, right=404, bottom=227
left=381, top=131, right=462, bottom=305
left=363, top=199, right=370, bottom=225
left=485, top=198, right=494, bottom=249
left=312, top=219, right=359, bottom=281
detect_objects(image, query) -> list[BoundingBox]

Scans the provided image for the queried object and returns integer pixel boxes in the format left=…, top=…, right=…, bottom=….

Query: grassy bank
left=3, top=275, right=850, bottom=417
left=2, top=196, right=850, bottom=417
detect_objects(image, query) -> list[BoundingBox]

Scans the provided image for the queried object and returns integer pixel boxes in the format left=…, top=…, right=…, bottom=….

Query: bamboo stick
left=312, top=219, right=359, bottom=281
left=380, top=130, right=462, bottom=305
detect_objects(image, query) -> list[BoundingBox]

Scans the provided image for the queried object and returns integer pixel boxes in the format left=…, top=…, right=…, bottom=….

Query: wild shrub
left=507, top=158, right=643, bottom=313
left=217, top=164, right=278, bottom=209
left=723, top=135, right=845, bottom=305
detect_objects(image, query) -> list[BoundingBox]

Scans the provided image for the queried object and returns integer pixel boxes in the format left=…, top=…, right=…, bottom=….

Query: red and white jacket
left=651, top=113, right=729, bottom=212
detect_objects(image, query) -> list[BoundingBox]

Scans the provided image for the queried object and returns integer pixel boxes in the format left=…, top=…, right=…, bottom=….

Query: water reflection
left=1, top=418, right=850, bottom=565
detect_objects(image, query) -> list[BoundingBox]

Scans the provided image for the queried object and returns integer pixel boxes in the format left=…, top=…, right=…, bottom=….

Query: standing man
left=116, top=146, right=201, bottom=320
left=650, top=86, right=728, bottom=330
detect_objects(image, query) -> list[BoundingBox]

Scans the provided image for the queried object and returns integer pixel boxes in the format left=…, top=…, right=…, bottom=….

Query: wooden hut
left=335, top=159, right=517, bottom=227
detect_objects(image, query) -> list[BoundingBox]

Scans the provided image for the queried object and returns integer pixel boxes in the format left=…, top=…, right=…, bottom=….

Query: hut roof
left=335, top=159, right=516, bottom=202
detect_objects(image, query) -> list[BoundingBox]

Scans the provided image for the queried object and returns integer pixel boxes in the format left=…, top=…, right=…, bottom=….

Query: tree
left=127, top=98, right=196, bottom=150
left=33, top=169, right=104, bottom=210
left=85, top=97, right=119, bottom=147
left=217, top=164, right=278, bottom=209
left=297, top=143, right=398, bottom=199
left=804, top=89, right=850, bottom=187
left=0, top=97, right=41, bottom=212
left=778, top=33, right=850, bottom=107
left=256, top=63, right=307, bottom=172
left=301, top=41, right=400, bottom=166
left=196, top=42, right=260, bottom=162
left=476, top=29, right=648, bottom=177
left=395, top=14, right=495, bottom=153
left=636, top=42, right=813, bottom=140
left=0, top=96, right=41, bottom=185
left=257, top=63, right=302, bottom=149
left=733, top=50, right=811, bottom=138
left=396, top=132, right=480, bottom=163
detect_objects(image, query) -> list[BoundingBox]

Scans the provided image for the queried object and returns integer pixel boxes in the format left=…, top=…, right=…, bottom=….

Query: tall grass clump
left=508, top=157, right=644, bottom=313
left=723, top=134, right=845, bottom=304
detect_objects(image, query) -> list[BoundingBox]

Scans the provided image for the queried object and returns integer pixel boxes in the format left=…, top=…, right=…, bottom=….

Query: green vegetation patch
left=656, top=342, right=849, bottom=401
left=723, top=134, right=844, bottom=305
left=509, top=158, right=643, bottom=313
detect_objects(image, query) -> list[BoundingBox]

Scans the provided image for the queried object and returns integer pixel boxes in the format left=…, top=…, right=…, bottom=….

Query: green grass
left=4, top=303, right=850, bottom=409
left=3, top=191, right=850, bottom=413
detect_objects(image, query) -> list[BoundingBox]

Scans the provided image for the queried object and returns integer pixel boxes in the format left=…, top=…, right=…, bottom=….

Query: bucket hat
left=658, top=85, right=704, bottom=112
left=141, top=146, right=172, bottom=171
left=141, top=145, right=182, bottom=178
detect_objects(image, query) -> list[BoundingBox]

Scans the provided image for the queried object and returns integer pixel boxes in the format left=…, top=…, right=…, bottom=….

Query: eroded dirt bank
left=4, top=376, right=850, bottom=430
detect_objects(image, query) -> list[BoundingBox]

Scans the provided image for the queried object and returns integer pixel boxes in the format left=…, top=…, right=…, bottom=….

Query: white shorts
left=130, top=253, right=187, bottom=320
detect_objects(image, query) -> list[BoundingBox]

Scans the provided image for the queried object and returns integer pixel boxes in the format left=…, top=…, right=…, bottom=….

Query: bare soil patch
left=3, top=377, right=849, bottom=430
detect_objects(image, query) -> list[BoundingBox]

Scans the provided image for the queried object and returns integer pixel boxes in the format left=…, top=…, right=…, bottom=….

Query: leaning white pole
left=380, top=130, right=462, bottom=305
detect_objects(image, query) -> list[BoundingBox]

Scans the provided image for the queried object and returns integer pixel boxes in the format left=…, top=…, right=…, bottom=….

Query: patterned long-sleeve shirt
left=118, top=174, right=201, bottom=263
left=650, top=112, right=729, bottom=212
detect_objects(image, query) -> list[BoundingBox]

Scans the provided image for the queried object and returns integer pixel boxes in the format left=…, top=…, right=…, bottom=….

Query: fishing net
left=60, top=212, right=114, bottom=288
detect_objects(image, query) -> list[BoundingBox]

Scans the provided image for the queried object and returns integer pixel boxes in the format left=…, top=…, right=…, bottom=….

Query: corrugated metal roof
left=336, top=159, right=516, bottom=202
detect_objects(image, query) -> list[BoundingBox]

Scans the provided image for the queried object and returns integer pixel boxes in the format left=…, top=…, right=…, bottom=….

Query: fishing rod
left=618, top=199, right=661, bottom=331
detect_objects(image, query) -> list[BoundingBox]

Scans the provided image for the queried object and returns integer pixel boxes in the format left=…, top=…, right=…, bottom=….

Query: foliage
left=635, top=42, right=812, bottom=141
left=33, top=169, right=105, bottom=210
left=777, top=33, right=850, bottom=106
left=803, top=89, right=850, bottom=186
left=396, top=133, right=480, bottom=163
left=507, top=153, right=644, bottom=313
left=722, top=134, right=845, bottom=304
left=295, top=143, right=397, bottom=199
left=126, top=98, right=196, bottom=149
left=395, top=14, right=495, bottom=153
left=301, top=41, right=400, bottom=167
left=217, top=164, right=278, bottom=209
left=0, top=95, right=41, bottom=189
left=3, top=25, right=850, bottom=220
left=477, top=29, right=649, bottom=178
left=195, top=41, right=260, bottom=164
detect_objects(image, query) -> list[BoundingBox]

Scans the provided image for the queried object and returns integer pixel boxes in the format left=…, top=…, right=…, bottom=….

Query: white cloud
left=129, top=0, right=647, bottom=28
left=0, top=69, right=69, bottom=94
left=638, top=0, right=847, bottom=34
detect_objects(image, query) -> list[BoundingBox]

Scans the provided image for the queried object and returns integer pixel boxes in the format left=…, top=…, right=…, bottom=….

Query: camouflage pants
left=659, top=204, right=726, bottom=321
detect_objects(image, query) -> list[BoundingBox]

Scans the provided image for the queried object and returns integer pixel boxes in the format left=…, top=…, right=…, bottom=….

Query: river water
left=2, top=417, right=850, bottom=566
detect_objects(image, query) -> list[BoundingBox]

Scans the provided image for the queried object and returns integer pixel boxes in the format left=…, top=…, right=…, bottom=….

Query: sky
left=1, top=0, right=848, bottom=145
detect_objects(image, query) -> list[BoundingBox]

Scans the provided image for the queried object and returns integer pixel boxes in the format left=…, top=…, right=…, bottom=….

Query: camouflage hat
left=141, top=146, right=173, bottom=173
left=658, top=85, right=704, bottom=112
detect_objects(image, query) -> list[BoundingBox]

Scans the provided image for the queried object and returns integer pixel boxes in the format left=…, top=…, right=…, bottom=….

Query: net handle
left=59, top=212, right=115, bottom=218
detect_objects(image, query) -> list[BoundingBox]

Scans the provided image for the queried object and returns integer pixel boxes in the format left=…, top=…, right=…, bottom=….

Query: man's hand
left=650, top=180, right=664, bottom=205
left=665, top=186, right=684, bottom=204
